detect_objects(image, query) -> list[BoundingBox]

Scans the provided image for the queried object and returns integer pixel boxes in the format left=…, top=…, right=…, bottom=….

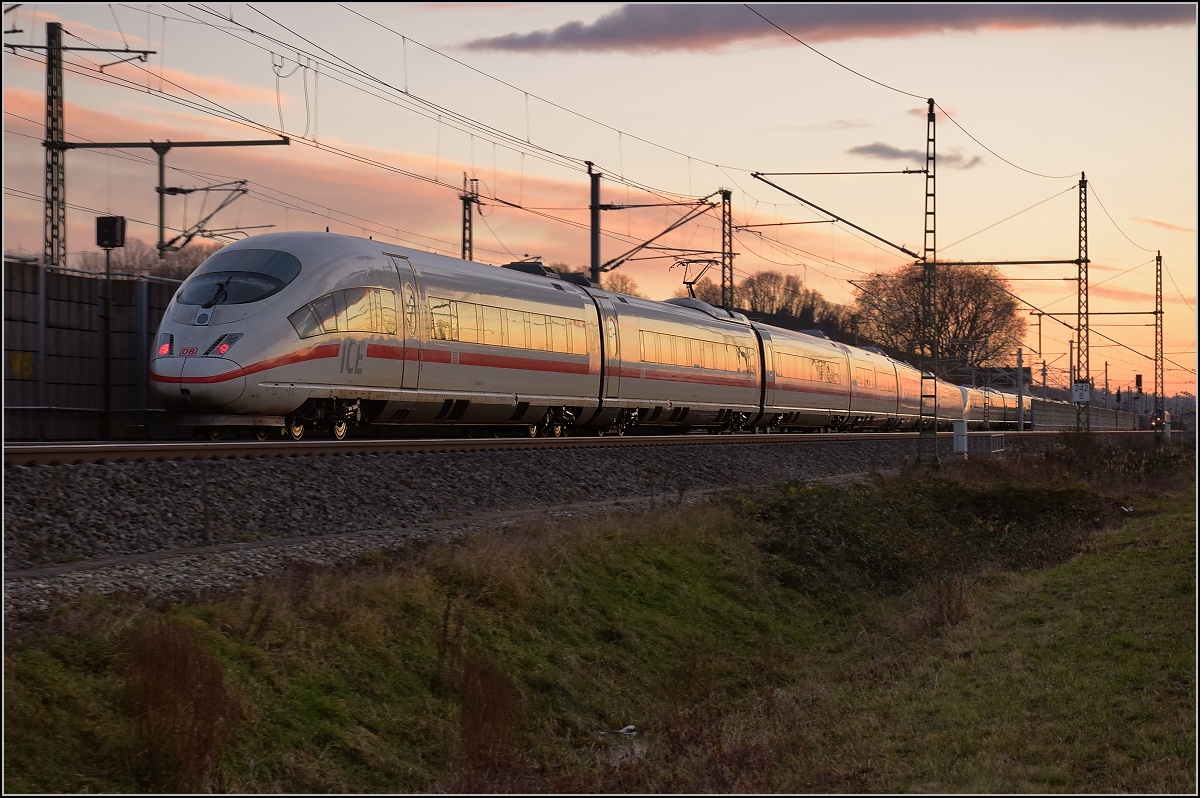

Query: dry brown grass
left=444, top=653, right=528, bottom=792
left=126, top=618, right=240, bottom=792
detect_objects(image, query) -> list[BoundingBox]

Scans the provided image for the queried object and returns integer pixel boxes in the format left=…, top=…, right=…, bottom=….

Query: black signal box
left=96, top=216, right=126, bottom=249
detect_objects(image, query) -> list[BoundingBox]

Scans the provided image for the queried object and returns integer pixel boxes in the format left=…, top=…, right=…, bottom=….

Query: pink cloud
left=1134, top=217, right=1196, bottom=234
left=5, top=13, right=284, bottom=109
left=465, top=4, right=1196, bottom=54
left=99, top=62, right=285, bottom=108
left=5, top=90, right=753, bottom=294
left=1090, top=283, right=1195, bottom=307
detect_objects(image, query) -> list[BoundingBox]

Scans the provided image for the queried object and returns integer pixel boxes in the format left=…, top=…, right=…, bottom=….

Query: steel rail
left=2, top=430, right=1152, bottom=467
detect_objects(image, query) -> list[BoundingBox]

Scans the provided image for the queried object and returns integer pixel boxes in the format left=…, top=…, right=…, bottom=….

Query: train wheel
left=287, top=417, right=305, bottom=441
left=332, top=419, right=348, bottom=441
left=206, top=427, right=222, bottom=441
left=254, top=427, right=270, bottom=441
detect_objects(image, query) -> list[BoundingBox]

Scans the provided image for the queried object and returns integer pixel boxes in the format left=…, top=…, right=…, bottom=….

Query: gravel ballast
left=3, top=434, right=1070, bottom=619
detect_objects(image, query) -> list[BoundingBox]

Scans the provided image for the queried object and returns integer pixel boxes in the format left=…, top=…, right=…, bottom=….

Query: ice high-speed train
left=150, top=231, right=1036, bottom=440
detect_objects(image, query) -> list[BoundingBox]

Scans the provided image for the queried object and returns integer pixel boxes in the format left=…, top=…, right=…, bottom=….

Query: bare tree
left=602, top=272, right=644, bottom=297
left=77, top=237, right=224, bottom=280
left=853, top=262, right=1026, bottom=369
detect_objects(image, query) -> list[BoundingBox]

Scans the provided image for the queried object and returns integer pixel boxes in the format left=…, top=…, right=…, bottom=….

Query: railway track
left=2, top=429, right=1133, bottom=467
left=2, top=429, right=1160, bottom=620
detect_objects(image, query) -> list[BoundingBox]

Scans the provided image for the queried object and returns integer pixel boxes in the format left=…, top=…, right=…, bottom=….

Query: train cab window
left=178, top=248, right=302, bottom=306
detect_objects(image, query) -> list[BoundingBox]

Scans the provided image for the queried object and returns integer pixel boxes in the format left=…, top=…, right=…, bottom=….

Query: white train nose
left=151, top=356, right=246, bottom=407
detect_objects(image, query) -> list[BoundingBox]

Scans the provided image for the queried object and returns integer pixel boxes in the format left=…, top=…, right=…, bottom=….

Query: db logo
left=180, top=347, right=199, bottom=357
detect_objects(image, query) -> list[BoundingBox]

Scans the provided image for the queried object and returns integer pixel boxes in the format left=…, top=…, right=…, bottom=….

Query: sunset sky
left=3, top=3, right=1196, bottom=395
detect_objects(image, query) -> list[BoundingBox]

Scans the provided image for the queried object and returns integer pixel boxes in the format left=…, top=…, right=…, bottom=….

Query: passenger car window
left=481, top=306, right=503, bottom=346
left=458, top=302, right=479, bottom=343
left=430, top=297, right=457, bottom=340
left=528, top=313, right=547, bottom=351
left=549, top=317, right=567, bottom=353
left=288, top=306, right=323, bottom=339
left=379, top=289, right=398, bottom=334
left=289, top=288, right=400, bottom=339
left=571, top=320, right=587, bottom=355
left=403, top=284, right=418, bottom=338
left=345, top=287, right=375, bottom=332
left=313, top=294, right=338, bottom=333
left=503, top=309, right=527, bottom=349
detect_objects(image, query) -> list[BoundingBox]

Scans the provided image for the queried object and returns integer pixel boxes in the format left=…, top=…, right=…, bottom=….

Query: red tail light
left=203, top=333, right=243, bottom=357
left=157, top=333, right=173, bottom=356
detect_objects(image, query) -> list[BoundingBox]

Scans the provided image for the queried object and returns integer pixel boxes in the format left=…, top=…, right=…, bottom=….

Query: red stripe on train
left=420, top=347, right=596, bottom=375
left=150, top=343, right=341, bottom=384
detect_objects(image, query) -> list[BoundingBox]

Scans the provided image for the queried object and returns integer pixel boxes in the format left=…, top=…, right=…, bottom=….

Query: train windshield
left=177, top=249, right=302, bottom=306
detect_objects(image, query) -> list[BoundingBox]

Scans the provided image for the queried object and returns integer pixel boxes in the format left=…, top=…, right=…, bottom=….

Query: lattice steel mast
left=721, top=189, right=734, bottom=310
left=918, top=98, right=939, bottom=462
left=43, top=22, right=65, bottom=267
left=1155, top=251, right=1164, bottom=428
left=1076, top=173, right=1089, bottom=431
left=460, top=173, right=480, bottom=261
left=20, top=22, right=154, bottom=266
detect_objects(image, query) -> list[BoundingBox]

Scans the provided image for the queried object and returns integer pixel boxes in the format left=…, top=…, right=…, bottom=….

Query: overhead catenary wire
left=2, top=112, right=508, bottom=259
left=940, top=185, right=1077, bottom=252
left=743, top=4, right=1079, bottom=181
left=1087, top=180, right=1195, bottom=315
left=103, top=2, right=744, bottom=244
left=113, top=5, right=1106, bottom=277
left=7, top=45, right=658, bottom=253
left=14, top=7, right=1195, bottom=384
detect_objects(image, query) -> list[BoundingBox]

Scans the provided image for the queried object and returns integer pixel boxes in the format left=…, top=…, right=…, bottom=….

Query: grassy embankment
left=4, top=434, right=1195, bottom=792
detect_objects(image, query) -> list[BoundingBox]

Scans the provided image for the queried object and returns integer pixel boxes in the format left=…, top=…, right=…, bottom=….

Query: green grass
left=4, top=436, right=1195, bottom=792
